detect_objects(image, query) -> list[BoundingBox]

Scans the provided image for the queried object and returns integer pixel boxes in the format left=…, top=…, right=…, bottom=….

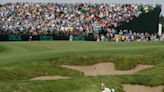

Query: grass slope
left=0, top=41, right=163, bottom=92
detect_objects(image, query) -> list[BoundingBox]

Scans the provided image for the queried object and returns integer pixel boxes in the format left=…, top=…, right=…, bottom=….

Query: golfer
left=101, top=82, right=115, bottom=92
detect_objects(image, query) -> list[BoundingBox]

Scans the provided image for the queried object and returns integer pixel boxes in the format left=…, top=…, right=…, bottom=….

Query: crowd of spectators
left=94, top=30, right=164, bottom=42
left=0, top=2, right=156, bottom=36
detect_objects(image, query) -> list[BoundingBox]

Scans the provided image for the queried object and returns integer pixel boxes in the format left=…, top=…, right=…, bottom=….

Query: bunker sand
left=62, top=63, right=154, bottom=76
left=30, top=76, right=71, bottom=80
left=123, top=84, right=164, bottom=92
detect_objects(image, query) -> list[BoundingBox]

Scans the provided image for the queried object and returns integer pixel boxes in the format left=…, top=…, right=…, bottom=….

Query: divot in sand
left=61, top=63, right=154, bottom=76
left=30, top=76, right=71, bottom=80
left=123, top=84, right=164, bottom=92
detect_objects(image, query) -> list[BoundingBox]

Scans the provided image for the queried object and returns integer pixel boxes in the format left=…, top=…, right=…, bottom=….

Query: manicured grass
left=0, top=45, right=7, bottom=53
left=0, top=41, right=163, bottom=92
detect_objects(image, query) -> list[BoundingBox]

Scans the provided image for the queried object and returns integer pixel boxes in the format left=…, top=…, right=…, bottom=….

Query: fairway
left=0, top=41, right=164, bottom=92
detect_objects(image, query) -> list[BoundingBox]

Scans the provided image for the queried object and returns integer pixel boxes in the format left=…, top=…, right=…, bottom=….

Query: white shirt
left=102, top=88, right=111, bottom=92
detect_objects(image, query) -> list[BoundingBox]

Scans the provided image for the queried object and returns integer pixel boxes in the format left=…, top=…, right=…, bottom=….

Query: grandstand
left=0, top=3, right=162, bottom=41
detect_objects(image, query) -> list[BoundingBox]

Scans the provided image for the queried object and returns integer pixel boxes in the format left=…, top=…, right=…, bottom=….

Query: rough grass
left=0, top=41, right=163, bottom=92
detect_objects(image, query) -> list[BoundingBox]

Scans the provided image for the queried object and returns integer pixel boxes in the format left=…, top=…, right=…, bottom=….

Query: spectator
left=0, top=2, right=158, bottom=42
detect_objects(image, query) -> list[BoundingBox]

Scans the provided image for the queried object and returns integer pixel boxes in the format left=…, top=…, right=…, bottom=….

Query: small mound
left=61, top=63, right=154, bottom=76
left=123, top=84, right=164, bottom=92
left=30, top=76, right=71, bottom=80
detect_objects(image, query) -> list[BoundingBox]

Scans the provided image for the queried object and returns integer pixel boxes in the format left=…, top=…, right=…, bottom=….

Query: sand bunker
left=123, top=84, right=164, bottom=92
left=62, top=63, right=154, bottom=76
left=30, top=76, right=71, bottom=80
